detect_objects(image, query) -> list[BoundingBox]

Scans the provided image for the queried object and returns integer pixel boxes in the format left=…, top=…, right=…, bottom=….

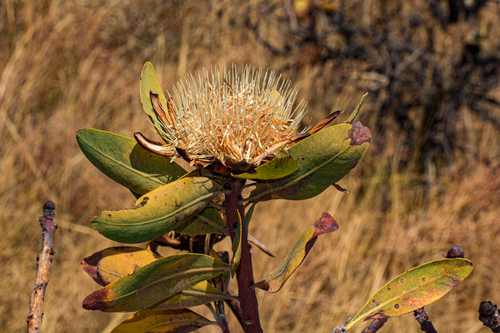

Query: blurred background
left=1, top=0, right=499, bottom=332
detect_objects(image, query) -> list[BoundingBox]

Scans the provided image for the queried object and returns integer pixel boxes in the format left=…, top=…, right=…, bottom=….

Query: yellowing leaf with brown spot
left=81, top=247, right=161, bottom=286
left=91, top=177, right=223, bottom=243
left=344, top=258, right=473, bottom=330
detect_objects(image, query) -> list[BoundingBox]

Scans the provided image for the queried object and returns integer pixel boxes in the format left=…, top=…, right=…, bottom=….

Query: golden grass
left=1, top=0, right=499, bottom=332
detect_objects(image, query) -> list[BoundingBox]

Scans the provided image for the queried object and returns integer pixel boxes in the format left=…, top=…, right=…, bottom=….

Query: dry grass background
left=1, top=0, right=499, bottom=332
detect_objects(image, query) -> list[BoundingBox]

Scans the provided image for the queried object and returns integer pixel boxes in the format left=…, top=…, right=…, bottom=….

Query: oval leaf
left=345, top=258, right=474, bottom=330
left=234, top=150, right=299, bottom=180
left=82, top=249, right=235, bottom=309
left=83, top=253, right=230, bottom=312
left=81, top=247, right=161, bottom=286
left=252, top=212, right=339, bottom=292
left=76, top=129, right=186, bottom=196
left=91, top=177, right=223, bottom=243
left=248, top=122, right=371, bottom=201
left=151, top=280, right=237, bottom=310
left=174, top=206, right=228, bottom=235
left=111, top=309, right=216, bottom=333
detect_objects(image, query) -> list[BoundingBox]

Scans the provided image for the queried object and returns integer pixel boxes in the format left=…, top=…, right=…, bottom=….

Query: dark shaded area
left=414, top=307, right=438, bottom=333
left=479, top=301, right=500, bottom=332
left=238, top=0, right=500, bottom=176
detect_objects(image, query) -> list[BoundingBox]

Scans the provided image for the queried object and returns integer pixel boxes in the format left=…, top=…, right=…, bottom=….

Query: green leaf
left=245, top=202, right=257, bottom=230
left=83, top=253, right=230, bottom=312
left=345, top=93, right=367, bottom=124
left=150, top=280, right=237, bottom=310
left=82, top=249, right=235, bottom=309
left=111, top=309, right=216, bottom=333
left=252, top=212, right=338, bottom=292
left=174, top=207, right=228, bottom=235
left=140, top=62, right=172, bottom=134
left=248, top=122, right=371, bottom=201
left=76, top=129, right=186, bottom=196
left=344, top=258, right=474, bottom=330
left=81, top=247, right=161, bottom=286
left=231, top=211, right=243, bottom=277
left=91, top=177, right=223, bottom=243
left=234, top=150, right=299, bottom=180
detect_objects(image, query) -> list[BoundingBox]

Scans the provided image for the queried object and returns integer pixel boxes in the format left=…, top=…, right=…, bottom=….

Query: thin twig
left=215, top=303, right=231, bottom=333
left=414, top=308, right=438, bottom=333
left=27, top=201, right=57, bottom=333
left=332, top=317, right=351, bottom=333
left=479, top=301, right=500, bottom=333
left=225, top=288, right=244, bottom=330
left=361, top=317, right=388, bottom=333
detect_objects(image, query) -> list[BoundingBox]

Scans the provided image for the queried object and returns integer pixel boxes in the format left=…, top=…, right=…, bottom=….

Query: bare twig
left=27, top=201, right=57, bottom=333
left=225, top=288, right=244, bottom=330
left=479, top=301, right=500, bottom=333
left=215, top=307, right=231, bottom=333
left=361, top=317, right=388, bottom=333
left=332, top=317, right=351, bottom=333
left=414, top=307, right=438, bottom=333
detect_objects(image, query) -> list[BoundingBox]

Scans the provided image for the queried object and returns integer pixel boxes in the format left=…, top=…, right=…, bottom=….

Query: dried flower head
left=136, top=64, right=340, bottom=173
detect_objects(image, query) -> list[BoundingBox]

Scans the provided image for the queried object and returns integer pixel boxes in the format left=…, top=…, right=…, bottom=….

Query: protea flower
left=135, top=63, right=341, bottom=174
left=78, top=62, right=371, bottom=333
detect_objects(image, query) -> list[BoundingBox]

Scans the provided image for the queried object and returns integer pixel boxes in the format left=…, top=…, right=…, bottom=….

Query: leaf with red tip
left=248, top=121, right=371, bottom=201
left=81, top=247, right=161, bottom=286
left=82, top=248, right=235, bottom=309
left=82, top=253, right=230, bottom=312
left=252, top=213, right=339, bottom=292
left=344, top=258, right=474, bottom=330
left=111, top=309, right=216, bottom=333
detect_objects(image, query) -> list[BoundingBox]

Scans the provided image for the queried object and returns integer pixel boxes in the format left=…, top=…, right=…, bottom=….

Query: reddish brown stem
left=361, top=318, right=388, bottom=333
left=414, top=307, right=438, bottom=333
left=27, top=201, right=57, bottom=333
left=224, top=180, right=263, bottom=333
